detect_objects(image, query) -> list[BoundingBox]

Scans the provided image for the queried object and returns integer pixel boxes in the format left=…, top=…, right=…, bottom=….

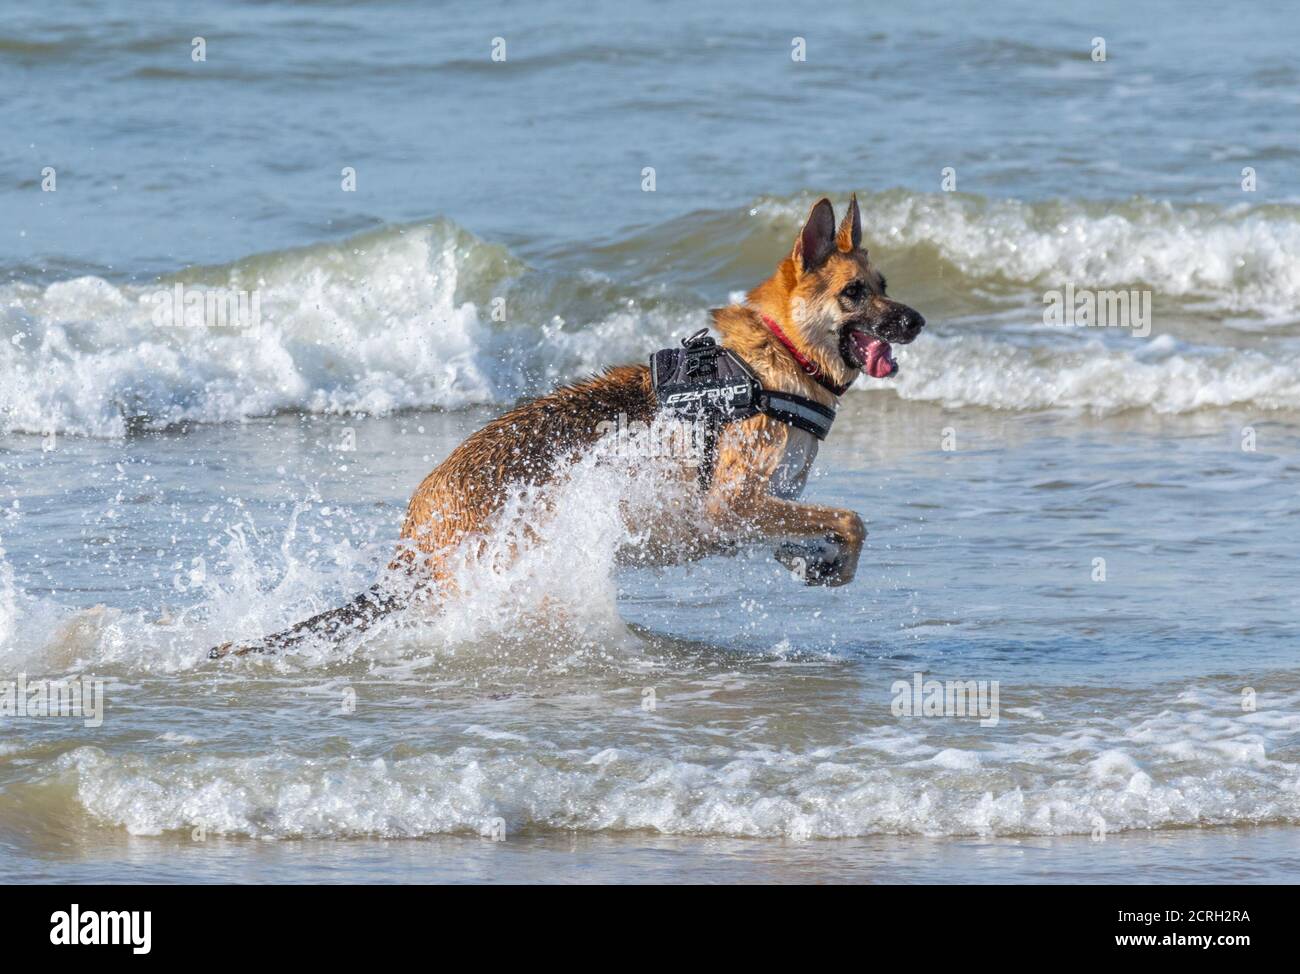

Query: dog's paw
left=774, top=539, right=847, bottom=586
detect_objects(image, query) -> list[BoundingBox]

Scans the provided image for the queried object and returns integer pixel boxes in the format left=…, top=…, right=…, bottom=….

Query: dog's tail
left=208, top=584, right=403, bottom=659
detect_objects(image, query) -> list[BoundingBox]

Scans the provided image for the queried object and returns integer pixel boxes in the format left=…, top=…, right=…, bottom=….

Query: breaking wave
left=4, top=192, right=1300, bottom=437
left=30, top=684, right=1300, bottom=839
left=753, top=190, right=1300, bottom=320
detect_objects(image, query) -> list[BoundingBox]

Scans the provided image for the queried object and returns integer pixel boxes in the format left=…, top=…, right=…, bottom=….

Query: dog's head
left=774, top=195, right=925, bottom=382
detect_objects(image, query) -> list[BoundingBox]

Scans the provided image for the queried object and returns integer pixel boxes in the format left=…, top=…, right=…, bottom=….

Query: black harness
left=650, top=329, right=836, bottom=489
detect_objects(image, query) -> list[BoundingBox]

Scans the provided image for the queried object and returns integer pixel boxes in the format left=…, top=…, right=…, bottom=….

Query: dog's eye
left=842, top=282, right=865, bottom=301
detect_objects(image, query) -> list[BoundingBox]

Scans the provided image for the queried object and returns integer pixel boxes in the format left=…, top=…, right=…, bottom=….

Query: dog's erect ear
left=794, top=198, right=836, bottom=271
left=836, top=193, right=862, bottom=253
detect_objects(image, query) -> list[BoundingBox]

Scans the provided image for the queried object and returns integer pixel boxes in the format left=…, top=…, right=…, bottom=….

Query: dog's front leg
left=738, top=495, right=865, bottom=586
left=707, top=418, right=866, bottom=586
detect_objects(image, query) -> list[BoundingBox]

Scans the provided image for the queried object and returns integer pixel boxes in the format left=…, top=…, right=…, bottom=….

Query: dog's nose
left=876, top=303, right=925, bottom=344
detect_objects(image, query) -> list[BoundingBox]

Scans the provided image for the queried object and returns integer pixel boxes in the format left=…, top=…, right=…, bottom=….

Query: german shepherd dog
left=209, top=195, right=925, bottom=658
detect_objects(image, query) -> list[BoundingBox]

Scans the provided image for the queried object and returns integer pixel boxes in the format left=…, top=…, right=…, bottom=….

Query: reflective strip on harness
left=757, top=391, right=835, bottom=441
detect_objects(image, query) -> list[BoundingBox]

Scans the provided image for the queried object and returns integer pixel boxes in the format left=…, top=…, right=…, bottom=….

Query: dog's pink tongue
left=851, top=332, right=897, bottom=379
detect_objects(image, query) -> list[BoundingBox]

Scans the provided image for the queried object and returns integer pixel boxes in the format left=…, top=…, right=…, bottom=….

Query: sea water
left=1, top=0, right=1298, bottom=883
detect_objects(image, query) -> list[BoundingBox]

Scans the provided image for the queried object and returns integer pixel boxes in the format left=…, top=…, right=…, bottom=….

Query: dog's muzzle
left=840, top=300, right=926, bottom=378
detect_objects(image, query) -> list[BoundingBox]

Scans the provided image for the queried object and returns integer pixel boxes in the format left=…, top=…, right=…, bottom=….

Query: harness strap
left=697, top=414, right=722, bottom=492
left=694, top=389, right=835, bottom=490
left=757, top=390, right=836, bottom=440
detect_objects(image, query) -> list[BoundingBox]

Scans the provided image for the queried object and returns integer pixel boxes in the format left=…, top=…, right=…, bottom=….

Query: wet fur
left=209, top=196, right=924, bottom=658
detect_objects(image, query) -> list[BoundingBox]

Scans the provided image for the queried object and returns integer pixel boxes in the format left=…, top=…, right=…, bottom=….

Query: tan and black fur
left=209, top=195, right=924, bottom=658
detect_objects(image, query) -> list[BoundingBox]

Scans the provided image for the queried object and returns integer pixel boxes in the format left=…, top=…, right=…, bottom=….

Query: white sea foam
left=884, top=331, right=1300, bottom=414
left=0, top=220, right=688, bottom=438
left=761, top=192, right=1300, bottom=320
left=50, top=686, right=1300, bottom=839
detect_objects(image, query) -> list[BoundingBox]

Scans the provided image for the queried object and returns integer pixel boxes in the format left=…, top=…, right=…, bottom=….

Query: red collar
left=758, top=313, right=852, bottom=397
